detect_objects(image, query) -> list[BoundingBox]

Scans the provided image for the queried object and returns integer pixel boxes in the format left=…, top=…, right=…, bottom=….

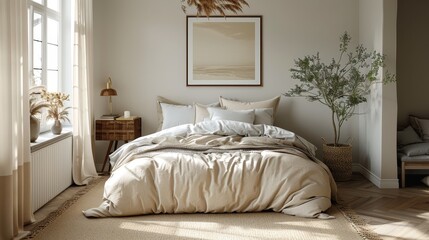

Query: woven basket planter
left=322, top=144, right=352, bottom=181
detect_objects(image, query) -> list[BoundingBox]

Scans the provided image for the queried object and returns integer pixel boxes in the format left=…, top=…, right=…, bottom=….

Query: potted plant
left=284, top=32, right=395, bottom=181
left=29, top=86, right=49, bottom=142
left=41, top=90, right=71, bottom=135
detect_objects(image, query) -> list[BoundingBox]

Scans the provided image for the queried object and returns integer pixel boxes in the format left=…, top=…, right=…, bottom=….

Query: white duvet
left=84, top=120, right=337, bottom=218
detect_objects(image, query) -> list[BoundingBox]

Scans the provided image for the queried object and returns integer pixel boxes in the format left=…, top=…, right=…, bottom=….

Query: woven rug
left=25, top=178, right=380, bottom=240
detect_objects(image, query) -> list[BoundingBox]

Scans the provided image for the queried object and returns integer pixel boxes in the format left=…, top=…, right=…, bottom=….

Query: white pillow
left=207, top=107, right=255, bottom=124
left=156, top=96, right=185, bottom=131
left=194, top=102, right=221, bottom=123
left=254, top=108, right=274, bottom=125
left=160, top=103, right=195, bottom=130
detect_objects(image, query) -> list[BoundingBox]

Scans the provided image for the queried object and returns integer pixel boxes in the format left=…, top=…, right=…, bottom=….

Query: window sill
left=31, top=126, right=73, bottom=152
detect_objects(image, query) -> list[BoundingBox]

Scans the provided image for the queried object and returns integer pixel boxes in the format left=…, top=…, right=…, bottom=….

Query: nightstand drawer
left=95, top=118, right=141, bottom=141
left=115, top=120, right=136, bottom=130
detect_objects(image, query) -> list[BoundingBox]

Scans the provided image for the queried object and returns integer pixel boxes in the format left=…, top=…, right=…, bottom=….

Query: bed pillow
left=207, top=107, right=255, bottom=124
left=398, top=142, right=429, bottom=157
left=156, top=96, right=186, bottom=131
left=409, top=115, right=429, bottom=141
left=254, top=108, right=274, bottom=125
left=194, top=102, right=221, bottom=123
left=397, top=125, right=423, bottom=146
left=219, top=96, right=281, bottom=116
left=160, top=103, right=195, bottom=130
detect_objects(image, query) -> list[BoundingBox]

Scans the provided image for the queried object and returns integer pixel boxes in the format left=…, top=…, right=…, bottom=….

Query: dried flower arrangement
left=41, top=90, right=71, bottom=123
left=29, top=85, right=49, bottom=117
left=181, top=0, right=249, bottom=16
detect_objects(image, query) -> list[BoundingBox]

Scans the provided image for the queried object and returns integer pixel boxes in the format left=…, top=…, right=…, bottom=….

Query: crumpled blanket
left=83, top=120, right=337, bottom=219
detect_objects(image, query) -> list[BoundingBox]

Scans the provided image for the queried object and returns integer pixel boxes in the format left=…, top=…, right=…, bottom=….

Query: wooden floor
left=337, top=174, right=429, bottom=240
left=28, top=173, right=429, bottom=240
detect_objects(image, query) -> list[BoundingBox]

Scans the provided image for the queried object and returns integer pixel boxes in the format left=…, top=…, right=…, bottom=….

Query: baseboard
left=352, top=163, right=399, bottom=189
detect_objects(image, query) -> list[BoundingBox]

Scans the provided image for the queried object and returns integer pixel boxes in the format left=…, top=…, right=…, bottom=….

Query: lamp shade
left=100, top=77, right=118, bottom=96
left=100, top=77, right=118, bottom=115
left=100, top=88, right=117, bottom=96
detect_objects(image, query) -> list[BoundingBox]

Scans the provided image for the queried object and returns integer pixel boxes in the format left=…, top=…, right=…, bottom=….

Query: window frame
left=28, top=0, right=64, bottom=132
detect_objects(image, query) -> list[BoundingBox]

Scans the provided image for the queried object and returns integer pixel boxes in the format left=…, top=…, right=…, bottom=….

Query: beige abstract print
left=193, top=22, right=255, bottom=81
left=187, top=16, right=261, bottom=86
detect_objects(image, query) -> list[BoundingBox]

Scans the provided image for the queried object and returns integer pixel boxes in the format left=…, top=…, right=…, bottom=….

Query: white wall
left=381, top=0, right=398, bottom=186
left=357, top=0, right=398, bottom=188
left=92, top=0, right=361, bottom=166
left=93, top=0, right=401, bottom=188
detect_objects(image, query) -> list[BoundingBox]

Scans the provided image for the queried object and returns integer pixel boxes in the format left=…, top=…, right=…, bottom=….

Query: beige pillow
left=219, top=96, right=281, bottom=116
left=254, top=108, right=274, bottom=125
left=156, top=96, right=186, bottom=131
left=194, top=102, right=221, bottom=123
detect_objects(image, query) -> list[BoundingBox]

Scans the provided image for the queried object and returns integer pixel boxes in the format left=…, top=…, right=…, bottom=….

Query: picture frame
left=186, top=16, right=262, bottom=86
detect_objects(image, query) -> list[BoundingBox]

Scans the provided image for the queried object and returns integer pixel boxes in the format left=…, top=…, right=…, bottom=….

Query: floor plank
left=337, top=173, right=429, bottom=240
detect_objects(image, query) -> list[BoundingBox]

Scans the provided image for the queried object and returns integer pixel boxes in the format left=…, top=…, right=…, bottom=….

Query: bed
left=84, top=119, right=337, bottom=219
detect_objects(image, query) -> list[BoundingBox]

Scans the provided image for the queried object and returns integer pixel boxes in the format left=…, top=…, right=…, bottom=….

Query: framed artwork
left=187, top=16, right=262, bottom=86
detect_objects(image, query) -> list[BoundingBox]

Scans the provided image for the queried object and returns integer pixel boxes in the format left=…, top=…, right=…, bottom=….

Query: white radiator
left=31, top=134, right=73, bottom=212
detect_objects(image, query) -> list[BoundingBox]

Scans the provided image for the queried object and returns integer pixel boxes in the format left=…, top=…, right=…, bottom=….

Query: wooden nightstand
left=95, top=117, right=141, bottom=173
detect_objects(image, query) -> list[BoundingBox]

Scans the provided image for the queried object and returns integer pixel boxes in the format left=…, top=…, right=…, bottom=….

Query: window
left=28, top=0, right=72, bottom=132
left=29, top=0, right=60, bottom=91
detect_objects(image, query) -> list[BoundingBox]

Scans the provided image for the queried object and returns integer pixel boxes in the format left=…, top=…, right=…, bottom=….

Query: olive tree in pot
left=284, top=32, right=395, bottom=181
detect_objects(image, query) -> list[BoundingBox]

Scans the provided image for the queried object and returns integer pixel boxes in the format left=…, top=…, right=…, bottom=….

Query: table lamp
left=100, top=77, right=118, bottom=116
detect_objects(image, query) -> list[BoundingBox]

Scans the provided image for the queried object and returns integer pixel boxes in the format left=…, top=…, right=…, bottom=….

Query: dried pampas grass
left=182, top=0, right=249, bottom=16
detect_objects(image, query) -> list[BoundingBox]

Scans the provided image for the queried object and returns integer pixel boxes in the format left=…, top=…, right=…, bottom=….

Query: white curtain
left=73, top=0, right=98, bottom=185
left=0, top=0, right=34, bottom=239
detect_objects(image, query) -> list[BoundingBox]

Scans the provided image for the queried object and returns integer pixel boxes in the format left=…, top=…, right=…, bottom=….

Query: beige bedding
left=84, top=121, right=337, bottom=218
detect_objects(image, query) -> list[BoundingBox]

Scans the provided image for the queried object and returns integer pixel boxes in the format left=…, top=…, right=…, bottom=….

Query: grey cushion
left=409, top=115, right=422, bottom=137
left=399, top=153, right=429, bottom=162
left=399, top=142, right=429, bottom=157
left=397, top=125, right=423, bottom=146
left=418, top=118, right=429, bottom=141
left=409, top=115, right=429, bottom=141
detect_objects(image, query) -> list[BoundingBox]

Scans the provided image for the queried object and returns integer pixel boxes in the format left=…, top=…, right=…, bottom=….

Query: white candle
left=124, top=111, right=130, bottom=118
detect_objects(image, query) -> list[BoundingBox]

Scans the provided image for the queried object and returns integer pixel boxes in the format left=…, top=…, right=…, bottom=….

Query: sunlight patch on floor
left=119, top=220, right=347, bottom=240
left=119, top=221, right=265, bottom=240
left=375, top=221, right=429, bottom=240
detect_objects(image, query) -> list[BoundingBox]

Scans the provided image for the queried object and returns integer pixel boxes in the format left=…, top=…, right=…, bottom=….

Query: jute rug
left=25, top=177, right=380, bottom=240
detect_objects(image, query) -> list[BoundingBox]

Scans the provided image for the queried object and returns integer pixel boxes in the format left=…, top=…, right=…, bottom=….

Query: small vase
left=30, top=115, right=40, bottom=142
left=51, top=120, right=62, bottom=135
